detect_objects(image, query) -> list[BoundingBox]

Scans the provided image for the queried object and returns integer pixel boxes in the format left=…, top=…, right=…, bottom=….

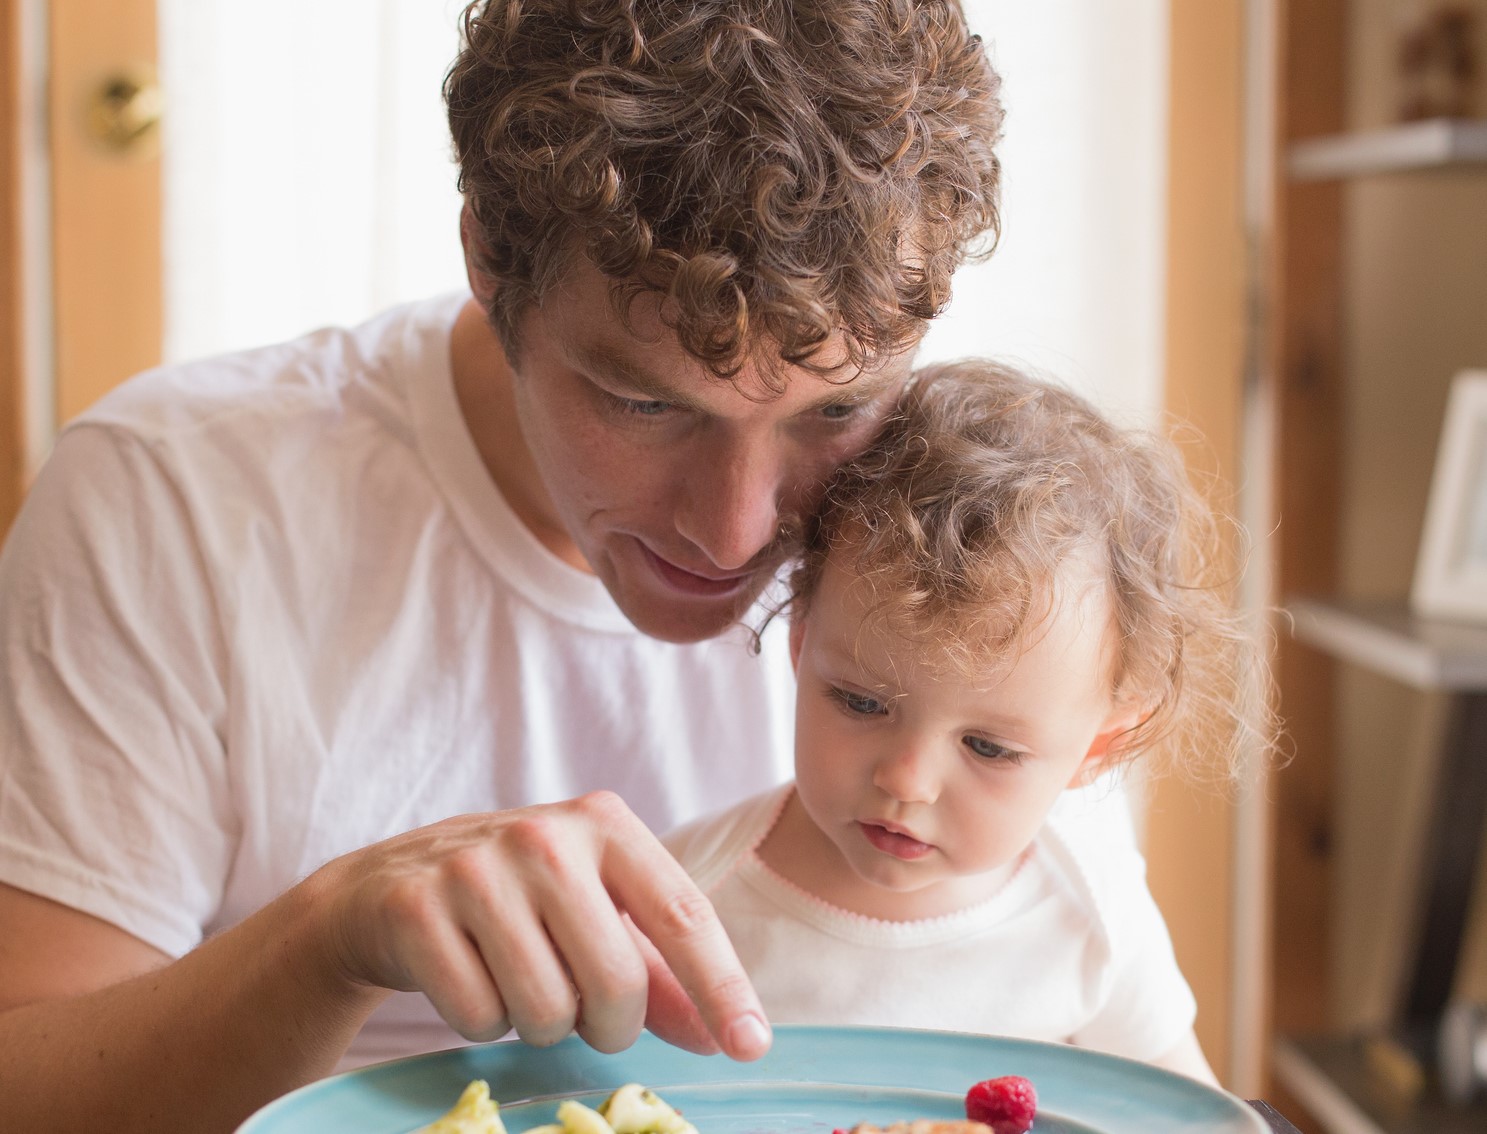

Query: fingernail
left=726, top=1012, right=771, bottom=1059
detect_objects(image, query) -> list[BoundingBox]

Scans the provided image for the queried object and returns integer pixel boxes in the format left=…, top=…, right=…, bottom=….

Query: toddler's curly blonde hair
left=789, top=359, right=1276, bottom=782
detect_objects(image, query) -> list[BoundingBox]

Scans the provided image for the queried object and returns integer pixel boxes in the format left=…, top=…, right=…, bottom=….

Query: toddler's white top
left=666, top=783, right=1197, bottom=1061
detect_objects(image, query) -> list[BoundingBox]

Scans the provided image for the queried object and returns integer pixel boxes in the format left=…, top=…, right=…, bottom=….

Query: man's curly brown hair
left=444, top=0, right=1003, bottom=379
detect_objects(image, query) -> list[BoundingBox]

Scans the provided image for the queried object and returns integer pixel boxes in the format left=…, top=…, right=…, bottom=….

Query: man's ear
left=788, top=612, right=806, bottom=675
left=460, top=202, right=498, bottom=309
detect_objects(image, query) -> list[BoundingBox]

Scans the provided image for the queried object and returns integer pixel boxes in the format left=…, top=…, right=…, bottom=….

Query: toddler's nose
left=871, top=745, right=941, bottom=805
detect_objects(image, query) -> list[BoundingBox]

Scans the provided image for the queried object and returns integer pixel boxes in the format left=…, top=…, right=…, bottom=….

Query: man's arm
left=0, top=886, right=168, bottom=1010
left=0, top=791, right=770, bottom=1133
left=0, top=876, right=384, bottom=1131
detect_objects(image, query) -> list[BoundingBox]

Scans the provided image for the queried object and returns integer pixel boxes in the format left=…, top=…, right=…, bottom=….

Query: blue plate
left=237, top=1026, right=1269, bottom=1134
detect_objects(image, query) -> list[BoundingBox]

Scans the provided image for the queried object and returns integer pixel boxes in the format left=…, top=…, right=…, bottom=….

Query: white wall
left=919, top=1, right=1170, bottom=425
left=159, top=0, right=469, bottom=363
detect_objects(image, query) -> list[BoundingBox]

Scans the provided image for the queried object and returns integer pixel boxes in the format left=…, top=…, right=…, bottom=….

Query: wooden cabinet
left=1263, top=6, right=1487, bottom=1132
left=1273, top=599, right=1487, bottom=1132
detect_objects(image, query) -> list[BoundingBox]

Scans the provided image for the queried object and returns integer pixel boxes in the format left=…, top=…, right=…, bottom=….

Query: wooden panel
left=1148, top=0, right=1248, bottom=1087
left=1269, top=0, right=1346, bottom=1047
left=49, top=0, right=161, bottom=424
left=0, top=0, right=24, bottom=535
left=1256, top=3, right=1346, bottom=1127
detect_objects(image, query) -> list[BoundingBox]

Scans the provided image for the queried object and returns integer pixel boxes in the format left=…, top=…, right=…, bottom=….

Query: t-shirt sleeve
left=0, top=422, right=232, bottom=957
left=1068, top=841, right=1198, bottom=1061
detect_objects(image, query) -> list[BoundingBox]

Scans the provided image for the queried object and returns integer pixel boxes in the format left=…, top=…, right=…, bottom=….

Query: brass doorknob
left=88, top=66, right=163, bottom=157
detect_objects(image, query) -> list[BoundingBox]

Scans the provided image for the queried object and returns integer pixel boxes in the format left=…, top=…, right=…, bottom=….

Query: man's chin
left=618, top=599, right=757, bottom=645
left=607, top=579, right=769, bottom=644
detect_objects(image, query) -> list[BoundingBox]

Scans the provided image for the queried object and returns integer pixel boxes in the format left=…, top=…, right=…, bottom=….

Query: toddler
left=665, top=359, right=1272, bottom=1085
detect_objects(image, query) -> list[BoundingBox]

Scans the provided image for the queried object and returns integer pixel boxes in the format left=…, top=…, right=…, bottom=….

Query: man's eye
left=604, top=391, right=672, bottom=417
left=830, top=687, right=886, bottom=715
left=621, top=397, right=671, bottom=416
left=964, top=735, right=1021, bottom=763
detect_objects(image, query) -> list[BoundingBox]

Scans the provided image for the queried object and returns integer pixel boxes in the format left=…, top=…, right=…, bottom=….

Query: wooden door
left=0, top=0, right=162, bottom=535
left=1147, top=0, right=1279, bottom=1097
left=1153, top=2, right=1344, bottom=1118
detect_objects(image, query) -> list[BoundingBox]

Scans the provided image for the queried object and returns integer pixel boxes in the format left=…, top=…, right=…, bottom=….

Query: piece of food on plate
left=597, top=1082, right=697, bottom=1134
left=418, top=1079, right=508, bottom=1134
left=437, top=1082, right=696, bottom=1134
left=964, top=1076, right=1038, bottom=1134
left=428, top=1077, right=1035, bottom=1134
left=545, top=1098, right=624, bottom=1134
left=840, top=1121, right=993, bottom=1134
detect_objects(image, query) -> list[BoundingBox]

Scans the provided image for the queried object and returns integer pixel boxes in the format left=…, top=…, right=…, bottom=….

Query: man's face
left=492, top=262, right=914, bottom=643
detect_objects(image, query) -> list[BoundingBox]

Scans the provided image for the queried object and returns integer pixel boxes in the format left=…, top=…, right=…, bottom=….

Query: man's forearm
left=0, top=876, right=388, bottom=1133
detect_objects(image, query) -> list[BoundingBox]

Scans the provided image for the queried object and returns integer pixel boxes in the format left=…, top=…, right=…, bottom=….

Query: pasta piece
left=599, top=1083, right=696, bottom=1134
left=419, top=1080, right=509, bottom=1134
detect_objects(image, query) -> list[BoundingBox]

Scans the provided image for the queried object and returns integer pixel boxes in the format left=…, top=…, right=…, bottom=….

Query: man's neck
left=448, top=300, right=591, bottom=573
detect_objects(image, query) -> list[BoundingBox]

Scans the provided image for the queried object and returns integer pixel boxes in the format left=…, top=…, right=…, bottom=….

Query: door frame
left=1149, top=0, right=1268, bottom=1095
left=1, top=0, right=32, bottom=536
left=49, top=0, right=162, bottom=424
left=1, top=0, right=162, bottom=538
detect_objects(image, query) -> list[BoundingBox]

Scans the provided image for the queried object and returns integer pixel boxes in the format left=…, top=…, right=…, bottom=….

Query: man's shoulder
left=72, top=292, right=468, bottom=448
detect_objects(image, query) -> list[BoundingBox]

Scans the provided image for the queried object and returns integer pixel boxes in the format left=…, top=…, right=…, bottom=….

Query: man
left=0, top=1, right=1002, bottom=1129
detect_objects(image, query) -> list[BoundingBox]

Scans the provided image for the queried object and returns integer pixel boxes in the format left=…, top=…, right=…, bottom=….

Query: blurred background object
left=1395, top=2, right=1478, bottom=120
left=1439, top=998, right=1487, bottom=1103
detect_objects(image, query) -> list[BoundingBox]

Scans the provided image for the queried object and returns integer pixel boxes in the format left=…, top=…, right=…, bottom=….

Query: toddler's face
left=788, top=551, right=1139, bottom=916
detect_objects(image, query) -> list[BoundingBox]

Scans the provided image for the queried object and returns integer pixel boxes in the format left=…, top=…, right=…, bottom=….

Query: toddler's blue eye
left=830, top=686, right=886, bottom=715
left=820, top=402, right=857, bottom=420
left=964, top=735, right=1019, bottom=762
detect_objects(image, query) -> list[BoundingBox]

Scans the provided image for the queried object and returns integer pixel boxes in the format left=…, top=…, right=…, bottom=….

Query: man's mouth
left=640, top=543, right=755, bottom=598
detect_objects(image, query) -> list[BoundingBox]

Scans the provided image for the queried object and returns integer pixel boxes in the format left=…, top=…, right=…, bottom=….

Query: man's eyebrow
left=570, top=341, right=714, bottom=410
left=800, top=368, right=905, bottom=411
left=570, top=340, right=906, bottom=411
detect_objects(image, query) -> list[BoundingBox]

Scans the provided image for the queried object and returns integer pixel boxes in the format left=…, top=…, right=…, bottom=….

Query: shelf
left=1287, top=118, right=1487, bottom=181
left=1273, top=1033, right=1487, bottom=1134
left=1285, top=597, right=1487, bottom=691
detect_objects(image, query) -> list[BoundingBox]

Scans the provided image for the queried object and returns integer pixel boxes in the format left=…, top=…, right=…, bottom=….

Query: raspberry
left=964, top=1075, right=1038, bottom=1134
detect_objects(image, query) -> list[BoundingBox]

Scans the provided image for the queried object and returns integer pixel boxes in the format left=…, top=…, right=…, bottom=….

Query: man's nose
left=675, top=435, right=790, bottom=572
left=872, top=743, right=942, bottom=805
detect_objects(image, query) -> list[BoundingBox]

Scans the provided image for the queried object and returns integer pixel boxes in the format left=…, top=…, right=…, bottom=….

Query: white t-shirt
left=0, top=293, right=796, bottom=1067
left=665, top=783, right=1197, bottom=1063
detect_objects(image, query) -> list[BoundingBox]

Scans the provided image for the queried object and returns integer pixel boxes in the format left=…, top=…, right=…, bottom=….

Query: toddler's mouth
left=859, top=821, right=935, bottom=861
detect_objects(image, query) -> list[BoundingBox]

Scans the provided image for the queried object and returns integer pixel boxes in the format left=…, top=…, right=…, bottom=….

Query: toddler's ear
left=1069, top=705, right=1149, bottom=788
left=788, top=613, right=806, bottom=673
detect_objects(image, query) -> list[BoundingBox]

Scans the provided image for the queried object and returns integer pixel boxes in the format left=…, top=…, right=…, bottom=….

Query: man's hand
left=0, top=792, right=768, bottom=1133
left=312, top=790, right=772, bottom=1059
